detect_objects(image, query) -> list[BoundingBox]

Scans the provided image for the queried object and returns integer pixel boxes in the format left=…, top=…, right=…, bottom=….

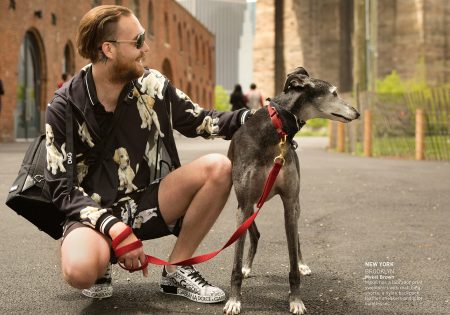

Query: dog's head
left=113, top=147, right=130, bottom=169
left=282, top=67, right=360, bottom=123
left=45, top=124, right=54, bottom=146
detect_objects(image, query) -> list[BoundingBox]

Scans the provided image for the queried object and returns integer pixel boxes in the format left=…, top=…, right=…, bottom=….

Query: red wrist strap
left=111, top=225, right=148, bottom=272
left=111, top=225, right=133, bottom=250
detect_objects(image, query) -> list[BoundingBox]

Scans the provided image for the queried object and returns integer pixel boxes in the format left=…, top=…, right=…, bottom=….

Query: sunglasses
left=106, top=31, right=146, bottom=49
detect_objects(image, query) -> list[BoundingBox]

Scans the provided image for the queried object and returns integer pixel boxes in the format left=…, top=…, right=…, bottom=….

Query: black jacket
left=45, top=65, right=247, bottom=236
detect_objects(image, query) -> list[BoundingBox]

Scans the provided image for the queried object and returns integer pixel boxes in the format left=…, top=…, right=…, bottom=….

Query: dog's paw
left=299, top=263, right=311, bottom=276
left=223, top=298, right=241, bottom=315
left=290, top=300, right=306, bottom=314
left=242, top=266, right=251, bottom=278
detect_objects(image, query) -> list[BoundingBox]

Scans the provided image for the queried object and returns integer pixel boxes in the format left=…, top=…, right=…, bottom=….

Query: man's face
left=109, top=15, right=149, bottom=83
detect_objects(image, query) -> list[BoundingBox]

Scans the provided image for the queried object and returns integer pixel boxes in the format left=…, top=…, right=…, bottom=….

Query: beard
left=110, top=54, right=145, bottom=84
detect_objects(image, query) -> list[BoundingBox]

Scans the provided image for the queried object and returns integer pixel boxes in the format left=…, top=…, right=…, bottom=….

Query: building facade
left=254, top=0, right=450, bottom=98
left=0, top=0, right=215, bottom=142
left=178, top=0, right=256, bottom=92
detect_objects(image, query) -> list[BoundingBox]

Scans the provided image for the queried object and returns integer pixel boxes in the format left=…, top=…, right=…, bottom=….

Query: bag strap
left=64, top=103, right=75, bottom=198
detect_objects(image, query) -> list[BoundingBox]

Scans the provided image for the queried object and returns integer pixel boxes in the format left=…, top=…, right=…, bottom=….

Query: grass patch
left=354, top=136, right=450, bottom=160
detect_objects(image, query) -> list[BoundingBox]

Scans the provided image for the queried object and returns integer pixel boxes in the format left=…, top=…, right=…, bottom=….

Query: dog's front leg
left=224, top=206, right=250, bottom=315
left=283, top=197, right=306, bottom=315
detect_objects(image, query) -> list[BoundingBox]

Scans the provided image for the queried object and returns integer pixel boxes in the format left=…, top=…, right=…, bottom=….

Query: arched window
left=147, top=1, right=154, bottom=36
left=187, top=30, right=191, bottom=66
left=164, top=12, right=170, bottom=44
left=178, top=23, right=183, bottom=52
left=16, top=30, right=45, bottom=139
left=195, top=36, right=199, bottom=63
left=63, top=41, right=75, bottom=75
left=187, top=82, right=192, bottom=97
left=162, top=59, right=173, bottom=82
left=203, top=88, right=207, bottom=107
left=91, top=0, right=102, bottom=7
left=131, top=0, right=140, bottom=18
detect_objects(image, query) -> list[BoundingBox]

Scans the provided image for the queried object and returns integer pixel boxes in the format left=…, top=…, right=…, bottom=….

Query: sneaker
left=160, top=265, right=226, bottom=303
left=82, top=263, right=113, bottom=299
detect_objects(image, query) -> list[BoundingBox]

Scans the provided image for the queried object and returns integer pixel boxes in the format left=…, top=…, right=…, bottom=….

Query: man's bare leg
left=158, top=153, right=232, bottom=270
left=61, top=227, right=111, bottom=289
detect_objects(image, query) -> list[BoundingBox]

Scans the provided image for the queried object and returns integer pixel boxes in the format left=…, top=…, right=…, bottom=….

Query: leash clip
left=274, top=135, right=287, bottom=165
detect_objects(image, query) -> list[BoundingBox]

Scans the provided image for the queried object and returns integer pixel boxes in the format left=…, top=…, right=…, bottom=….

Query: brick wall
left=0, top=0, right=215, bottom=142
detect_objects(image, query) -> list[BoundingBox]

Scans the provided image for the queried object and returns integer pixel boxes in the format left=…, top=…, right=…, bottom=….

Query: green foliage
left=307, top=118, right=328, bottom=128
left=376, top=70, right=405, bottom=94
left=214, top=85, right=231, bottom=111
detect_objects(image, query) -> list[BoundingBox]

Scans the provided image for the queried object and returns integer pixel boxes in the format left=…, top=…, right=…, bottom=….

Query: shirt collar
left=84, top=65, right=100, bottom=107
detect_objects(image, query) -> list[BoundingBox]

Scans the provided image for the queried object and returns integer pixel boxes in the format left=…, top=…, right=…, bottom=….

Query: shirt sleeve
left=44, top=97, right=119, bottom=236
left=166, top=83, right=249, bottom=140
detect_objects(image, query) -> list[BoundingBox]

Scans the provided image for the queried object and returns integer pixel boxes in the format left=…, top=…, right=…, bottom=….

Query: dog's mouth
left=331, top=113, right=352, bottom=122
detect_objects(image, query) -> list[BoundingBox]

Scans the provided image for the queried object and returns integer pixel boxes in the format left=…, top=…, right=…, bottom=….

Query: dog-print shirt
left=45, top=64, right=249, bottom=237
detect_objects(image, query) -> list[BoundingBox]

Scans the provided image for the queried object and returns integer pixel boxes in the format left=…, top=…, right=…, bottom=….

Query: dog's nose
left=355, top=111, right=360, bottom=119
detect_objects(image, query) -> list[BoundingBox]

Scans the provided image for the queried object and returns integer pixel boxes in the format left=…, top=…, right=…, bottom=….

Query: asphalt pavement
left=0, top=136, right=449, bottom=315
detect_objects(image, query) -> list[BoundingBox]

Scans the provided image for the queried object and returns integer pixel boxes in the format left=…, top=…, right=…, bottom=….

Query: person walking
left=245, top=83, right=264, bottom=110
left=44, top=5, right=253, bottom=303
left=229, top=84, right=247, bottom=111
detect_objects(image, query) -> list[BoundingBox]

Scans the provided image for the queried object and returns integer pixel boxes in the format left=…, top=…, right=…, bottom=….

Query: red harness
left=115, top=104, right=288, bottom=271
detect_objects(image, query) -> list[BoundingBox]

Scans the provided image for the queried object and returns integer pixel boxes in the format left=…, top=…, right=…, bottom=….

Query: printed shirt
left=44, top=65, right=247, bottom=236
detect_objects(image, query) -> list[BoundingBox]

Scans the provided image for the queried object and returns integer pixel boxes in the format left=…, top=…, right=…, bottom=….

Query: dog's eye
left=332, top=91, right=338, bottom=97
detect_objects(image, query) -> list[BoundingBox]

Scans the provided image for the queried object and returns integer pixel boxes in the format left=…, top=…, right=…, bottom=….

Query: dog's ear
left=287, top=67, right=309, bottom=77
left=113, top=149, right=120, bottom=164
left=283, top=74, right=315, bottom=93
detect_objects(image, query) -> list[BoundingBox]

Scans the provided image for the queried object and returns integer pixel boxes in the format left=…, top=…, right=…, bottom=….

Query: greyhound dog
left=223, top=67, right=360, bottom=315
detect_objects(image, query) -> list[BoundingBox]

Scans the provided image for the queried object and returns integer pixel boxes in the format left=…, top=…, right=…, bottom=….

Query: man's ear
left=99, top=42, right=114, bottom=61
left=283, top=74, right=315, bottom=93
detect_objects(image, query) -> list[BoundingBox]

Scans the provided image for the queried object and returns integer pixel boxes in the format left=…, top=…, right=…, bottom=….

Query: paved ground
left=0, top=136, right=449, bottom=315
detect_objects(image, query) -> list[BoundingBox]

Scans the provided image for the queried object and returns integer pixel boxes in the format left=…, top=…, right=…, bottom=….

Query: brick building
left=0, top=0, right=215, bottom=141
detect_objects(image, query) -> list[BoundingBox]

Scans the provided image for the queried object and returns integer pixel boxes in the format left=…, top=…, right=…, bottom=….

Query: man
left=45, top=5, right=252, bottom=303
left=245, top=83, right=264, bottom=110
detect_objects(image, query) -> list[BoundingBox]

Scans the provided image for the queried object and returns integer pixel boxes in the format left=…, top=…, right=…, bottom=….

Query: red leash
left=115, top=104, right=287, bottom=271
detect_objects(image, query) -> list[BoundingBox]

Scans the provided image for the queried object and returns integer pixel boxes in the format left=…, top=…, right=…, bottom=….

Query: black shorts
left=62, top=179, right=183, bottom=242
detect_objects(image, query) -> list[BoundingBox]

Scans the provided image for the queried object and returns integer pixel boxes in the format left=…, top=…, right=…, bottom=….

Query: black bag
left=5, top=103, right=74, bottom=240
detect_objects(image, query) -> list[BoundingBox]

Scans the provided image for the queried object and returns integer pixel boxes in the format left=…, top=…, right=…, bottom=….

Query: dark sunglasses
left=106, top=31, right=146, bottom=49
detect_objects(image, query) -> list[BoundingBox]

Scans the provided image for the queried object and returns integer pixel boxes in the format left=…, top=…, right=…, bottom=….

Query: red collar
left=268, top=103, right=287, bottom=139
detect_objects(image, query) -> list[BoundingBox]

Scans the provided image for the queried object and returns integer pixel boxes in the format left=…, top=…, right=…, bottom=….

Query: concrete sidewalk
left=0, top=136, right=449, bottom=314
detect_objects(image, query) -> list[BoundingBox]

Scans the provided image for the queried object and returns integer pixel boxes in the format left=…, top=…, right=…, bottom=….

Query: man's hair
left=76, top=5, right=132, bottom=63
left=250, top=83, right=257, bottom=89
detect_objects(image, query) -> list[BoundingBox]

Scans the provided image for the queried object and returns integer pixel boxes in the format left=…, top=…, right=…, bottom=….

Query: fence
left=329, top=87, right=450, bottom=161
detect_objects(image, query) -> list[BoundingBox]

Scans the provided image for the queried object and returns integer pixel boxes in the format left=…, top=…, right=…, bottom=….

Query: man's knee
left=203, top=154, right=232, bottom=186
left=62, top=259, right=99, bottom=289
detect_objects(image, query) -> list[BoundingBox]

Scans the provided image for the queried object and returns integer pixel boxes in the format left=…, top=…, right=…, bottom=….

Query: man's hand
left=109, top=222, right=148, bottom=277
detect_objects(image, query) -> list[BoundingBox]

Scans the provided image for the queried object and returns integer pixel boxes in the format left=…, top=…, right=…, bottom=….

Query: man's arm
left=167, top=83, right=251, bottom=140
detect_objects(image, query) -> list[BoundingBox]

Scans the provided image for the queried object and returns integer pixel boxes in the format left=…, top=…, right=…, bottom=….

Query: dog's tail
left=61, top=143, right=67, bottom=161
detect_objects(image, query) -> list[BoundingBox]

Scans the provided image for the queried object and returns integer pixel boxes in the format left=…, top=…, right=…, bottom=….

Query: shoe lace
left=187, top=269, right=211, bottom=287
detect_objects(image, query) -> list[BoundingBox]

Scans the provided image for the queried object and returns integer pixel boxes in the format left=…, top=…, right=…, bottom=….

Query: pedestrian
left=245, top=83, right=264, bottom=110
left=229, top=84, right=247, bottom=111
left=57, top=73, right=72, bottom=88
left=0, top=79, right=4, bottom=115
left=45, top=5, right=253, bottom=303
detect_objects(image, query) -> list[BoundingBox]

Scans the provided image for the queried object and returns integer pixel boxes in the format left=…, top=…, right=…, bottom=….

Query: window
left=147, top=1, right=154, bottom=36
left=63, top=41, right=75, bottom=75
left=164, top=13, right=170, bottom=44
left=178, top=23, right=183, bottom=51
left=131, top=0, right=140, bottom=18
